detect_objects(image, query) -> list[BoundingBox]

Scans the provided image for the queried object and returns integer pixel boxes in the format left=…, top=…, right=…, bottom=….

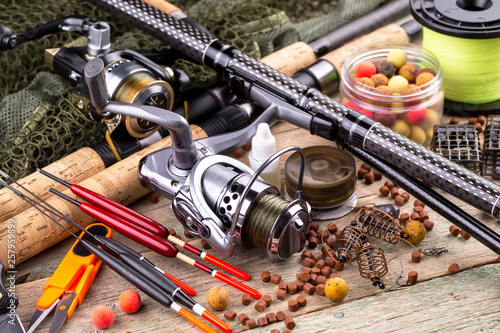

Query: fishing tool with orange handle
left=27, top=223, right=112, bottom=333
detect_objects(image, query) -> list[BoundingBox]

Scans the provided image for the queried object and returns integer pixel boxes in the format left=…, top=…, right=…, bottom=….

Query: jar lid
left=284, top=145, right=356, bottom=209
left=410, top=0, right=500, bottom=39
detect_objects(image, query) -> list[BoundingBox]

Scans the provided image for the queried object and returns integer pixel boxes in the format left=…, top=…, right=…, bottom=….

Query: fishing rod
left=83, top=0, right=500, bottom=255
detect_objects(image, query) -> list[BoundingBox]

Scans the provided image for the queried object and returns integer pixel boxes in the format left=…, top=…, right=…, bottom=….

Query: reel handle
left=84, top=57, right=199, bottom=170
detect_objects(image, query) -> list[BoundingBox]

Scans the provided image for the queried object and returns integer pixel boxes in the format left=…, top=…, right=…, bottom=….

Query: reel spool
left=284, top=145, right=357, bottom=220
left=102, top=55, right=175, bottom=138
left=411, top=0, right=500, bottom=115
left=172, top=148, right=311, bottom=262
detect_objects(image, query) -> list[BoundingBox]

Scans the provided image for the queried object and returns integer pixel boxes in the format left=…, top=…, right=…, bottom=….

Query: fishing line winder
left=84, top=57, right=312, bottom=262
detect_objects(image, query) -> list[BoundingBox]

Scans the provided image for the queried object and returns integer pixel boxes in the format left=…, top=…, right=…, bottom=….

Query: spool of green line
left=411, top=0, right=500, bottom=115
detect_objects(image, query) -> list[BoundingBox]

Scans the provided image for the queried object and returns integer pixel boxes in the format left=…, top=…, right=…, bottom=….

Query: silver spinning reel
left=84, top=58, right=311, bottom=262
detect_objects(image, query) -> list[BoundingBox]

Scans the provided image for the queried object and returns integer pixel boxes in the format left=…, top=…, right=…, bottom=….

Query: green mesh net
left=0, top=0, right=388, bottom=181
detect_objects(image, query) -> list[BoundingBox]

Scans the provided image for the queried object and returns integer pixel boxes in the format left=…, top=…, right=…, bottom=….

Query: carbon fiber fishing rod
left=84, top=0, right=500, bottom=255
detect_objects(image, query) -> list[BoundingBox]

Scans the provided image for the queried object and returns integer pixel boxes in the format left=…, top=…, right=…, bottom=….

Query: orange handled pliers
left=27, top=223, right=112, bottom=333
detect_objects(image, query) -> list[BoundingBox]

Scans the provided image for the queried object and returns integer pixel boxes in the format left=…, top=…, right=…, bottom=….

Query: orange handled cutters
left=27, top=223, right=112, bottom=333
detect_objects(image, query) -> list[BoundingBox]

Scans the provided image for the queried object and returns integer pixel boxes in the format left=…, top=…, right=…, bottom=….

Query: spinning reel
left=84, top=58, right=311, bottom=262
left=0, top=15, right=188, bottom=139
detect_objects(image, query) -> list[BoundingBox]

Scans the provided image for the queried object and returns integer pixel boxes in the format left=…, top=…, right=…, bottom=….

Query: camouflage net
left=0, top=0, right=388, bottom=180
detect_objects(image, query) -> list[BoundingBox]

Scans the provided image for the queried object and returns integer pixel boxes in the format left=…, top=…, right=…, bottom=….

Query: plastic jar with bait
left=339, top=41, right=444, bottom=146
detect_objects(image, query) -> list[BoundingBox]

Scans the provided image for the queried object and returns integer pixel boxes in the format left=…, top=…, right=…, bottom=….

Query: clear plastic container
left=339, top=41, right=444, bottom=146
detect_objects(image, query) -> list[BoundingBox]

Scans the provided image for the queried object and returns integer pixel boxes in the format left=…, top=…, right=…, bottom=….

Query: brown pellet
left=315, top=259, right=326, bottom=269
left=357, top=168, right=369, bottom=179
left=257, top=316, right=268, bottom=327
left=400, top=213, right=410, bottom=225
left=413, top=205, right=423, bottom=213
left=312, top=252, right=323, bottom=262
left=266, top=313, right=278, bottom=324
left=233, top=147, right=245, bottom=159
left=449, top=117, right=460, bottom=124
left=283, top=330, right=292, bottom=333
left=168, top=228, right=176, bottom=236
left=276, top=310, right=287, bottom=321
left=262, top=294, right=272, bottom=307
left=243, top=141, right=252, bottom=151
left=301, top=267, right=312, bottom=274
left=311, top=267, right=321, bottom=275
left=255, top=300, right=267, bottom=312
left=306, top=230, right=318, bottom=239
left=278, top=282, right=287, bottom=291
left=261, top=271, right=271, bottom=282
left=246, top=319, right=257, bottom=329
left=414, top=199, right=425, bottom=208
left=327, top=224, right=338, bottom=234
left=297, top=294, right=307, bottom=307
left=285, top=317, right=296, bottom=330
left=271, top=273, right=282, bottom=284
left=276, top=289, right=287, bottom=300
left=411, top=251, right=421, bottom=263
left=394, top=195, right=406, bottom=207
left=460, top=230, right=471, bottom=239
left=200, top=239, right=211, bottom=250
left=301, top=249, right=313, bottom=260
left=270, top=330, right=280, bottom=333
left=448, top=263, right=460, bottom=274
left=224, top=309, right=237, bottom=321
left=309, top=221, right=320, bottom=232
left=288, top=299, right=299, bottom=312
left=316, top=275, right=327, bottom=285
left=419, top=210, right=429, bottom=221
left=326, top=237, right=336, bottom=248
left=334, top=230, right=342, bottom=239
left=299, top=272, right=311, bottom=282
left=449, top=225, right=460, bottom=237
left=242, top=293, right=252, bottom=306
left=360, top=163, right=371, bottom=171
left=379, top=185, right=390, bottom=196
left=477, top=115, right=487, bottom=125
left=321, top=266, right=333, bottom=277
left=330, top=273, right=340, bottom=279
left=308, top=274, right=318, bottom=285
left=302, top=258, right=315, bottom=268
left=410, top=212, right=421, bottom=221
left=295, top=279, right=305, bottom=291
left=423, top=219, right=434, bottom=231
left=401, top=192, right=410, bottom=202
left=325, top=256, right=335, bottom=268
left=316, top=283, right=325, bottom=296
left=373, top=170, right=382, bottom=180
left=334, top=260, right=344, bottom=271
left=390, top=187, right=399, bottom=199
left=149, top=192, right=160, bottom=204
left=364, top=173, right=375, bottom=184
left=287, top=282, right=298, bottom=295
left=475, top=123, right=483, bottom=134
left=468, top=117, right=477, bottom=125
left=308, top=236, right=318, bottom=249
left=303, top=283, right=316, bottom=295
left=321, top=244, right=332, bottom=257
left=183, top=230, right=193, bottom=239
left=317, top=230, right=330, bottom=242
left=407, top=271, right=418, bottom=284
left=384, top=180, right=395, bottom=189
left=238, top=313, right=249, bottom=325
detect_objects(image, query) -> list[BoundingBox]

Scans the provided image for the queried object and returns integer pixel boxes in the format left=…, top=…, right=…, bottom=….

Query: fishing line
left=411, top=0, right=500, bottom=114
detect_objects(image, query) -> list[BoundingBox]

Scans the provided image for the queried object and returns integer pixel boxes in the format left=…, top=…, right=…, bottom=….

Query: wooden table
left=11, top=116, right=500, bottom=332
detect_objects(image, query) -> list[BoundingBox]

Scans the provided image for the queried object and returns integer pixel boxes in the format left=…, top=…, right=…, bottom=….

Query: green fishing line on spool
left=243, top=194, right=290, bottom=251
left=423, top=27, right=500, bottom=104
